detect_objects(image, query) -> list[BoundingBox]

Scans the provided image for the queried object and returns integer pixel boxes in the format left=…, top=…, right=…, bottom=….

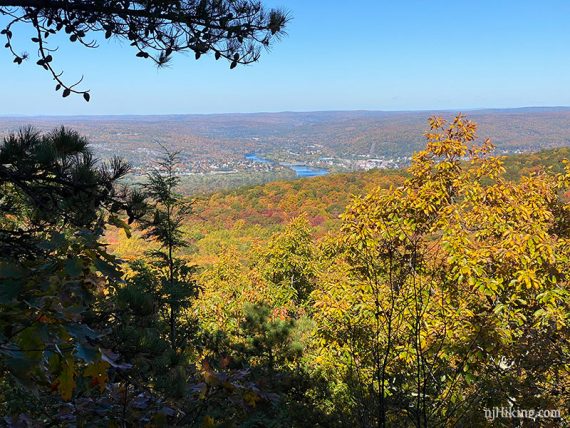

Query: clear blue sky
left=1, top=0, right=570, bottom=115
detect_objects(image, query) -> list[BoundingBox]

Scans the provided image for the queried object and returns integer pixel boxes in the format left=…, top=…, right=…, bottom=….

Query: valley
left=2, top=107, right=570, bottom=194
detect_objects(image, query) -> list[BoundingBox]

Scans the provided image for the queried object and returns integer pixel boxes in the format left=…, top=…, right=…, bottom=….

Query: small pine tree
left=236, top=303, right=303, bottom=374
left=105, top=148, right=198, bottom=401
left=140, top=147, right=197, bottom=351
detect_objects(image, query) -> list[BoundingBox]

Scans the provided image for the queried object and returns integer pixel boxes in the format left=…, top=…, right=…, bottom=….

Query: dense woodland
left=1, top=115, right=569, bottom=426
left=1, top=1, right=569, bottom=426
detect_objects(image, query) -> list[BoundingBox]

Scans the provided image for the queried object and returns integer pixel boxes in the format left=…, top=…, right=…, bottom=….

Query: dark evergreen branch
left=0, top=0, right=288, bottom=99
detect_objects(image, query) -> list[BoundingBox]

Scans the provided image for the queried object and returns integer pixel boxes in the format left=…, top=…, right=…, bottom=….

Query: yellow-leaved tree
left=312, top=115, right=570, bottom=427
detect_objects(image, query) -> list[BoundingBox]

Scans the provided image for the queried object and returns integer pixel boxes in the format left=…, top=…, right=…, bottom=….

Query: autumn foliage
left=1, top=116, right=569, bottom=426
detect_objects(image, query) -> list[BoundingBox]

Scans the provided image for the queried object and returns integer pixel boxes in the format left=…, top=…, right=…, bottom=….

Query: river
left=245, top=153, right=329, bottom=178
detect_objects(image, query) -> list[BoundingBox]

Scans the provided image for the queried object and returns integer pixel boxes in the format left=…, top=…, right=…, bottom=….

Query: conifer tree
left=236, top=303, right=302, bottom=374
left=0, top=0, right=288, bottom=98
left=103, top=147, right=198, bottom=408
left=140, top=148, right=197, bottom=351
left=0, top=127, right=144, bottom=415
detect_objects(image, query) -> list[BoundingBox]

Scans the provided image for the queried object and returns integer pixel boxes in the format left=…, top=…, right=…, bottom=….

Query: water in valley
left=245, top=153, right=329, bottom=178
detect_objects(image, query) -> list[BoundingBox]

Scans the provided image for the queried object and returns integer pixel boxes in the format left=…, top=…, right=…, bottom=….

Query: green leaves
left=64, top=258, right=83, bottom=277
left=37, top=231, right=67, bottom=251
left=0, top=278, right=23, bottom=304
left=109, top=214, right=132, bottom=238
left=0, top=262, right=25, bottom=303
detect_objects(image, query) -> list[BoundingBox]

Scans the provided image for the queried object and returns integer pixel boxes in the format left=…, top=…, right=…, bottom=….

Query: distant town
left=0, top=109, right=565, bottom=193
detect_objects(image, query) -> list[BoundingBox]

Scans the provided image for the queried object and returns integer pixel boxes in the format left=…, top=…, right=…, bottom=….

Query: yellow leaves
left=201, top=360, right=218, bottom=386
left=515, top=269, right=539, bottom=290
left=202, top=416, right=216, bottom=428
left=83, top=360, right=110, bottom=392
left=56, top=358, right=75, bottom=401
left=314, top=355, right=325, bottom=365
left=428, top=116, right=445, bottom=130
left=243, top=390, right=261, bottom=407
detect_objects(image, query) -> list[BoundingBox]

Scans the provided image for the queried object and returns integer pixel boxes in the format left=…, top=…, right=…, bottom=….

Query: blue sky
left=1, top=0, right=570, bottom=115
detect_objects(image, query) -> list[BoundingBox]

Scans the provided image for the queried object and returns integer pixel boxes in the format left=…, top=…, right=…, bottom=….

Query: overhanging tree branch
left=0, top=0, right=288, bottom=100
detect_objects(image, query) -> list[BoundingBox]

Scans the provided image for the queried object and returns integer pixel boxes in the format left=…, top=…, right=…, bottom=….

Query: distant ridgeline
left=3, top=108, right=570, bottom=196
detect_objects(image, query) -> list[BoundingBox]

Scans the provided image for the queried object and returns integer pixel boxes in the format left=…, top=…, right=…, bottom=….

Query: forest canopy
left=1, top=115, right=569, bottom=426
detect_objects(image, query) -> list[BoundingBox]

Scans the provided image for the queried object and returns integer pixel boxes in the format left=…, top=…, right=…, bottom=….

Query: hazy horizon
left=2, top=105, right=570, bottom=118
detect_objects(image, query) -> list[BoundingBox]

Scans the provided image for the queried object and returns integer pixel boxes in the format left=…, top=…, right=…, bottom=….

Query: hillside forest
left=1, top=115, right=570, bottom=427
